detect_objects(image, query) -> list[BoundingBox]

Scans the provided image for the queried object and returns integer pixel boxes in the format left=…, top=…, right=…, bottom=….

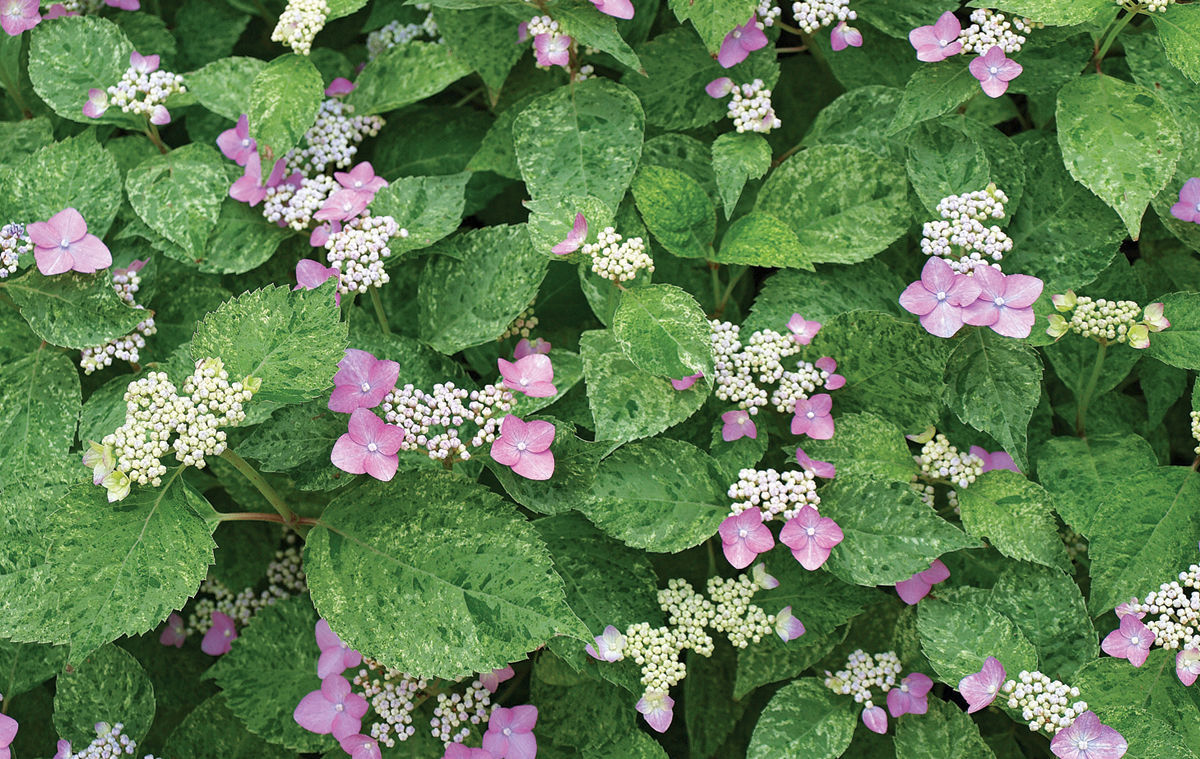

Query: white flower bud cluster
left=728, top=79, right=781, bottom=134
left=913, top=433, right=983, bottom=490
left=727, top=467, right=821, bottom=521
left=353, top=661, right=427, bottom=747
left=1127, top=566, right=1200, bottom=651
left=63, top=722, right=162, bottom=759
left=582, top=226, right=653, bottom=282
left=367, top=10, right=441, bottom=60
left=921, top=186, right=1012, bottom=275
left=1001, top=671, right=1087, bottom=735
left=382, top=382, right=514, bottom=461
left=172, top=358, right=253, bottom=469
left=527, top=14, right=559, bottom=36
left=824, top=650, right=901, bottom=709
left=572, top=64, right=596, bottom=83
left=791, top=0, right=855, bottom=33
left=743, top=329, right=800, bottom=384
left=45, top=0, right=105, bottom=12
left=1122, top=0, right=1174, bottom=11
left=188, top=531, right=306, bottom=634
left=1061, top=296, right=1142, bottom=343
left=707, top=575, right=775, bottom=649
left=958, top=9, right=1032, bottom=55
left=81, top=264, right=157, bottom=375
left=756, top=0, right=781, bottom=27
left=657, top=578, right=717, bottom=656
left=711, top=320, right=769, bottom=412
left=771, top=360, right=834, bottom=414
left=1191, top=410, right=1200, bottom=455
left=431, top=680, right=493, bottom=745
left=324, top=214, right=406, bottom=295
left=0, top=222, right=29, bottom=278
left=498, top=299, right=538, bottom=341
left=107, top=64, right=186, bottom=120
left=263, top=174, right=337, bottom=231
left=271, top=0, right=330, bottom=56
left=624, top=622, right=688, bottom=693
left=287, top=99, right=385, bottom=177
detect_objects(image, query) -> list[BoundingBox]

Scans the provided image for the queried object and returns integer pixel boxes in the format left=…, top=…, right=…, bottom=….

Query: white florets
left=1062, top=296, right=1143, bottom=343
left=382, top=381, right=514, bottom=461
left=367, top=8, right=440, bottom=59
left=727, top=79, right=781, bottom=134
left=790, top=0, right=855, bottom=34
left=728, top=467, right=821, bottom=521
left=912, top=433, right=983, bottom=490
left=324, top=214, right=405, bottom=295
left=271, top=0, right=330, bottom=56
left=62, top=722, right=162, bottom=759
left=1002, top=671, right=1087, bottom=735
left=286, top=98, right=385, bottom=176
left=756, top=0, right=782, bottom=27
left=106, top=64, right=186, bottom=120
left=498, top=300, right=538, bottom=341
left=824, top=650, right=901, bottom=709
left=582, top=226, right=653, bottom=283
left=0, top=222, right=29, bottom=278
left=189, top=531, right=307, bottom=633
left=1126, top=566, right=1200, bottom=651
left=958, top=9, right=1032, bottom=55
left=920, top=185, right=1012, bottom=275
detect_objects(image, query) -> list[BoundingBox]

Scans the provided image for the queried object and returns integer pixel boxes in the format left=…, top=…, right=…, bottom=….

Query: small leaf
left=917, top=596, right=1038, bottom=687
left=712, top=131, right=771, bottom=215
left=612, top=283, right=713, bottom=378
left=631, top=165, right=716, bottom=259
left=246, top=53, right=324, bottom=157
left=0, top=348, right=80, bottom=490
left=163, top=695, right=296, bottom=759
left=3, top=130, right=123, bottom=238
left=347, top=41, right=471, bottom=115
left=715, top=212, right=812, bottom=270
left=957, top=470, right=1070, bottom=571
left=125, top=144, right=230, bottom=259
left=370, top=172, right=469, bottom=257
left=5, top=269, right=143, bottom=350
left=53, top=644, right=155, bottom=746
left=888, top=61, right=980, bottom=135
left=1146, top=291, right=1200, bottom=370
left=188, top=56, right=266, bottom=121
left=28, top=16, right=135, bottom=126
left=893, top=696, right=998, bottom=758
left=747, top=679, right=857, bottom=759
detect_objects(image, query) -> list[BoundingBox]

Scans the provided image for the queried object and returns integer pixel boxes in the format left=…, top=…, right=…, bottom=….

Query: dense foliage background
left=4, top=0, right=1200, bottom=758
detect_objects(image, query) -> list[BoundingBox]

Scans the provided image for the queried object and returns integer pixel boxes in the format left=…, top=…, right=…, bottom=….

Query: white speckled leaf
left=747, top=678, right=857, bottom=759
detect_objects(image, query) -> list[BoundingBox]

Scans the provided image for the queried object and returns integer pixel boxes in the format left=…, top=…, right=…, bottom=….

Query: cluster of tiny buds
left=271, top=0, right=330, bottom=56
left=581, top=226, right=653, bottom=283
left=1121, top=0, right=1174, bottom=11
left=498, top=299, right=538, bottom=341
left=81, top=263, right=157, bottom=374
left=106, top=62, right=186, bottom=121
left=743, top=329, right=799, bottom=384
left=824, top=650, right=901, bottom=709
left=921, top=185, right=1012, bottom=275
left=286, top=99, right=385, bottom=177
left=625, top=622, right=688, bottom=693
left=772, top=360, right=833, bottom=413
left=172, top=359, right=253, bottom=468
left=1002, top=671, right=1087, bottom=735
left=353, top=661, right=426, bottom=747
left=526, top=14, right=558, bottom=36
left=728, top=79, right=781, bottom=134
left=706, top=575, right=775, bottom=649
left=1062, top=527, right=1088, bottom=563
left=711, top=320, right=769, bottom=412
left=188, top=532, right=306, bottom=634
left=913, top=433, right=983, bottom=490
left=325, top=215, right=406, bottom=295
left=657, top=578, right=717, bottom=656
left=263, top=174, right=337, bottom=231
left=1126, top=564, right=1200, bottom=651
left=756, top=0, right=782, bottom=27
left=59, top=722, right=162, bottom=759
left=958, top=9, right=1033, bottom=55
left=0, top=222, right=30, bottom=278
left=1191, top=410, right=1200, bottom=455
left=571, top=63, right=596, bottom=83
left=381, top=382, right=513, bottom=461
left=1050, top=293, right=1142, bottom=343
left=367, top=8, right=441, bottom=59
left=728, top=467, right=820, bottom=521
left=791, top=0, right=855, bottom=34
left=431, top=680, right=492, bottom=745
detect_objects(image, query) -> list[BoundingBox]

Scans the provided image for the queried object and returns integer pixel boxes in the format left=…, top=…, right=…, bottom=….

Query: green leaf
left=205, top=596, right=336, bottom=753
left=3, top=130, right=122, bottom=238
left=0, top=117, right=54, bottom=169
left=28, top=16, right=135, bottom=126
left=0, top=348, right=80, bottom=490
left=1087, top=466, right=1200, bottom=614
left=191, top=285, right=348, bottom=405
left=236, top=399, right=347, bottom=491
left=164, top=695, right=296, bottom=759
left=5, top=269, right=143, bottom=350
left=944, top=329, right=1043, bottom=470
left=246, top=53, right=324, bottom=157
left=347, top=41, right=471, bottom=115
left=305, top=473, right=587, bottom=678
left=804, top=85, right=906, bottom=162
left=53, top=643, right=155, bottom=746
left=988, top=562, right=1097, bottom=680
left=623, top=29, right=736, bottom=131
left=550, top=0, right=642, bottom=72
left=1146, top=291, right=1200, bottom=370
left=1043, top=336, right=1141, bottom=402
left=887, top=62, right=979, bottom=135
left=1056, top=74, right=1182, bottom=240
left=668, top=0, right=757, bottom=53
left=747, top=678, right=857, bottom=759
left=514, top=79, right=645, bottom=210
left=905, top=116, right=1025, bottom=218
left=1073, top=651, right=1200, bottom=754
left=957, top=470, right=1070, bottom=571
left=163, top=195, right=292, bottom=275
left=327, top=0, right=368, bottom=18
left=418, top=225, right=548, bottom=354
left=1035, top=433, right=1157, bottom=535
left=370, top=172, right=469, bottom=257
left=0, top=640, right=66, bottom=698
left=433, top=6, right=523, bottom=93
left=490, top=417, right=602, bottom=515
left=819, top=476, right=979, bottom=586
left=1154, top=3, right=1200, bottom=84
left=580, top=329, right=710, bottom=443
left=801, top=412, right=915, bottom=483
left=686, top=643, right=745, bottom=759
left=894, top=697, right=997, bottom=759
left=917, top=596, right=1038, bottom=687
left=807, top=311, right=952, bottom=431
left=0, top=469, right=216, bottom=664
left=968, top=0, right=1109, bottom=25
left=712, top=131, right=771, bottom=216
left=744, top=262, right=905, bottom=332
left=612, top=283, right=713, bottom=378
left=714, top=212, right=813, bottom=270
left=579, top=437, right=726, bottom=552
left=1102, top=706, right=1200, bottom=759
left=757, top=145, right=908, bottom=265
left=1006, top=132, right=1124, bottom=293
left=188, top=56, right=266, bottom=122
left=125, top=144, right=230, bottom=259
left=631, top=165, right=715, bottom=259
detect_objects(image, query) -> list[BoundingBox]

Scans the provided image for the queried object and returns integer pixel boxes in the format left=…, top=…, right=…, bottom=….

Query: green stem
left=145, top=122, right=170, bottom=155
left=218, top=449, right=297, bottom=524
left=1092, top=10, right=1135, bottom=71
left=0, top=64, right=31, bottom=119
left=709, top=263, right=722, bottom=311
left=715, top=266, right=747, bottom=318
left=706, top=539, right=716, bottom=575
left=212, top=510, right=320, bottom=526
left=369, top=287, right=391, bottom=336
left=1075, top=340, right=1108, bottom=437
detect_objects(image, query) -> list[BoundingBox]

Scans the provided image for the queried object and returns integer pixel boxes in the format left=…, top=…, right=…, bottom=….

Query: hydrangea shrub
left=3, top=0, right=1200, bottom=758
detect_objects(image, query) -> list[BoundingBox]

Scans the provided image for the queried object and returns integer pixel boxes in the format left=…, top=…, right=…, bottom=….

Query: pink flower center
left=994, top=297, right=1006, bottom=307
left=516, top=441, right=527, bottom=451
left=806, top=411, right=815, bottom=420
left=738, top=527, right=749, bottom=538
left=503, top=728, right=513, bottom=737
left=989, top=66, right=999, bottom=75
left=335, top=703, right=344, bottom=712
left=805, top=526, right=816, bottom=536
left=935, top=291, right=947, bottom=301
left=367, top=442, right=378, bottom=452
